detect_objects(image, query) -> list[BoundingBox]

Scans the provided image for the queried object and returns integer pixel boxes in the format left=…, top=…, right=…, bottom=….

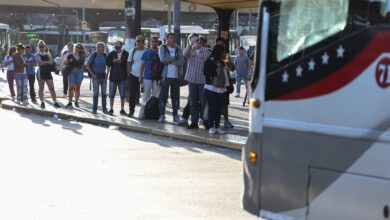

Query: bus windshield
left=107, top=28, right=125, bottom=45
left=89, top=32, right=108, bottom=44
left=276, top=0, right=349, bottom=61
left=0, top=30, right=6, bottom=48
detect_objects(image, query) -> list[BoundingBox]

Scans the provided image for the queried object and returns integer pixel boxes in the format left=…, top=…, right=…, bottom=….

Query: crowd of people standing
left=2, top=33, right=252, bottom=135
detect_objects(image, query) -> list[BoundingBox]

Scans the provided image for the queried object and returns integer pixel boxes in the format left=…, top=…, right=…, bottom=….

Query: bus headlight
left=249, top=98, right=261, bottom=108
left=249, top=152, right=257, bottom=165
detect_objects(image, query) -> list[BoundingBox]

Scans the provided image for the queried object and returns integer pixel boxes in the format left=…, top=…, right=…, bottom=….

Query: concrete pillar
left=125, top=0, right=141, bottom=52
left=173, top=0, right=181, bottom=46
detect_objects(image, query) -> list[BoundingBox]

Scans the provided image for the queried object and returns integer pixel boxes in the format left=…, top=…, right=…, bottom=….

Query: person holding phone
left=107, top=41, right=129, bottom=116
left=183, top=33, right=210, bottom=129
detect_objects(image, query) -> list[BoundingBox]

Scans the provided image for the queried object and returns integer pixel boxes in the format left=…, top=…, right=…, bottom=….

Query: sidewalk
left=0, top=70, right=249, bottom=150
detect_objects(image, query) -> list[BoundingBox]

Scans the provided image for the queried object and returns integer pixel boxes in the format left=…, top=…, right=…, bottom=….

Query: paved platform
left=0, top=70, right=249, bottom=150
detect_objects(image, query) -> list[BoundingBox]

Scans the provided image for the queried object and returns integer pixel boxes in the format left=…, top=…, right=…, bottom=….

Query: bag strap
left=90, top=52, right=98, bottom=68
left=130, top=48, right=137, bottom=64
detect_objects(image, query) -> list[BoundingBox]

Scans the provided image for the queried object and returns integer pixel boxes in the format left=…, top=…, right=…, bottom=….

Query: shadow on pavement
left=117, top=127, right=242, bottom=161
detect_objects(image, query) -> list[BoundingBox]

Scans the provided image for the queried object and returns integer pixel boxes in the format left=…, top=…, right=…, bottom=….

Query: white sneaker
left=235, top=93, right=240, bottom=98
left=209, top=127, right=217, bottom=134
left=158, top=115, right=165, bottom=123
left=216, top=127, right=226, bottom=134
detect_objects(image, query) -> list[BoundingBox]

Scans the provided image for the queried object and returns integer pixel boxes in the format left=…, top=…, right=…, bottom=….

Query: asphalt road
left=0, top=108, right=258, bottom=220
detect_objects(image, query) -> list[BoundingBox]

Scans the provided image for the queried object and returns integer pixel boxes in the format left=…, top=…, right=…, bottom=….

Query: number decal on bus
left=376, top=58, right=390, bottom=88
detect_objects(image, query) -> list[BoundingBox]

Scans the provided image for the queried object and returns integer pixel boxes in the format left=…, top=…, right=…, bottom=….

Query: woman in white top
left=3, top=47, right=16, bottom=99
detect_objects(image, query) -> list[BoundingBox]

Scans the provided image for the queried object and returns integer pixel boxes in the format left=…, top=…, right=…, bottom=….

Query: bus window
left=276, top=0, right=349, bottom=61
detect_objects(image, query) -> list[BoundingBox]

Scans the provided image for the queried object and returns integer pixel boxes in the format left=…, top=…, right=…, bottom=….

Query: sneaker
left=22, top=101, right=29, bottom=105
left=40, top=102, right=45, bottom=109
left=74, top=102, right=80, bottom=108
left=216, top=127, right=226, bottom=134
left=66, top=102, right=73, bottom=108
left=203, top=120, right=210, bottom=130
left=120, top=109, right=127, bottom=116
left=11, top=96, right=15, bottom=101
left=102, top=109, right=108, bottom=114
left=224, top=121, right=234, bottom=130
left=173, top=115, right=181, bottom=124
left=208, top=127, right=217, bottom=134
left=235, top=93, right=240, bottom=98
left=158, top=115, right=165, bottom=123
left=108, top=109, right=114, bottom=116
left=92, top=110, right=97, bottom=114
left=187, top=123, right=199, bottom=129
left=54, top=102, right=61, bottom=108
left=32, top=99, right=38, bottom=104
left=177, top=117, right=188, bottom=125
left=128, top=110, right=134, bottom=117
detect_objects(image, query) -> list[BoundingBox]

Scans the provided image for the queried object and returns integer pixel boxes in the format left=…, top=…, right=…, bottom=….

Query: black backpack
left=144, top=96, right=160, bottom=120
left=149, top=51, right=163, bottom=81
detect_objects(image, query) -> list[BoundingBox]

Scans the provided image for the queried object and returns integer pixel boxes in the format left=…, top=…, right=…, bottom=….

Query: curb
left=1, top=101, right=244, bottom=151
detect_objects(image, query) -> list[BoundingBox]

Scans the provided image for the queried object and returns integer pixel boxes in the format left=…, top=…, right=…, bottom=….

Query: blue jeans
left=92, top=78, right=107, bottom=112
left=14, top=73, right=28, bottom=102
left=204, top=88, right=225, bottom=128
left=109, top=80, right=126, bottom=99
left=159, top=77, right=180, bottom=116
left=188, top=82, right=206, bottom=124
left=69, top=68, right=84, bottom=85
left=236, top=72, right=248, bottom=95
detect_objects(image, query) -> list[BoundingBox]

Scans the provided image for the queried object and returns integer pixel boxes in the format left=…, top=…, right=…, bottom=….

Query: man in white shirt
left=127, top=35, right=146, bottom=117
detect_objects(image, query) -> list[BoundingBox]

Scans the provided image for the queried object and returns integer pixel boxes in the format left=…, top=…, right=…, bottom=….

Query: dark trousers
left=159, top=77, right=180, bottom=116
left=204, top=88, right=224, bottom=128
left=182, top=99, right=191, bottom=119
left=27, top=74, right=36, bottom=101
left=128, top=74, right=140, bottom=114
left=188, top=83, right=205, bottom=124
left=63, top=71, right=68, bottom=95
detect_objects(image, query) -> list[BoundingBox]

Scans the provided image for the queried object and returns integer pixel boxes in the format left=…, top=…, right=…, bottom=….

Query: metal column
left=214, top=8, right=234, bottom=51
left=173, top=0, right=181, bottom=46
left=125, top=0, right=141, bottom=52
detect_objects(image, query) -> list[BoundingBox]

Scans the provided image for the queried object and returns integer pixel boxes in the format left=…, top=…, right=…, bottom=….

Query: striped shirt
left=184, top=47, right=210, bottom=84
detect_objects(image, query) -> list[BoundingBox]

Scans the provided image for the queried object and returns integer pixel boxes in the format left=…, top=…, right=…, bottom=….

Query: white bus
left=0, top=23, right=10, bottom=53
left=243, top=0, right=390, bottom=219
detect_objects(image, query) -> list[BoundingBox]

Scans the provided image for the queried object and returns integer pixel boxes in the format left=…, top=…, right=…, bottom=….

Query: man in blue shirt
left=23, top=45, right=37, bottom=103
left=87, top=42, right=108, bottom=114
left=140, top=37, right=161, bottom=106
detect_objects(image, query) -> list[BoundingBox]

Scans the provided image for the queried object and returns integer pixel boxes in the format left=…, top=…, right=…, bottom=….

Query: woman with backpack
left=64, top=43, right=86, bottom=108
left=36, top=40, right=60, bottom=108
left=203, top=44, right=230, bottom=135
left=86, top=42, right=108, bottom=114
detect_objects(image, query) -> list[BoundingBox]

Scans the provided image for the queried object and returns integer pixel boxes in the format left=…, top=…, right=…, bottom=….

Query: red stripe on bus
left=276, top=32, right=390, bottom=101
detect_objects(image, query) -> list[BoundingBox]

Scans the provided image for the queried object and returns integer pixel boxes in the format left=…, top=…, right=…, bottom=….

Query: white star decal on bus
left=308, top=59, right=316, bottom=71
left=296, top=65, right=303, bottom=77
left=282, top=71, right=289, bottom=83
left=321, top=52, right=330, bottom=64
left=337, top=45, right=345, bottom=58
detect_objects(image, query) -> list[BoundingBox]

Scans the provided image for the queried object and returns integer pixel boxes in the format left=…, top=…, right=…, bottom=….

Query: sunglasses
left=39, top=45, right=44, bottom=48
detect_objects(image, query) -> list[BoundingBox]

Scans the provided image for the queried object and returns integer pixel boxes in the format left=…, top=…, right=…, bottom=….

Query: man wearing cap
left=127, top=35, right=146, bottom=117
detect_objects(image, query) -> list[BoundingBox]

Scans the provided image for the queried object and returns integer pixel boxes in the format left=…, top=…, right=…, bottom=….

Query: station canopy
left=185, top=0, right=260, bottom=10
